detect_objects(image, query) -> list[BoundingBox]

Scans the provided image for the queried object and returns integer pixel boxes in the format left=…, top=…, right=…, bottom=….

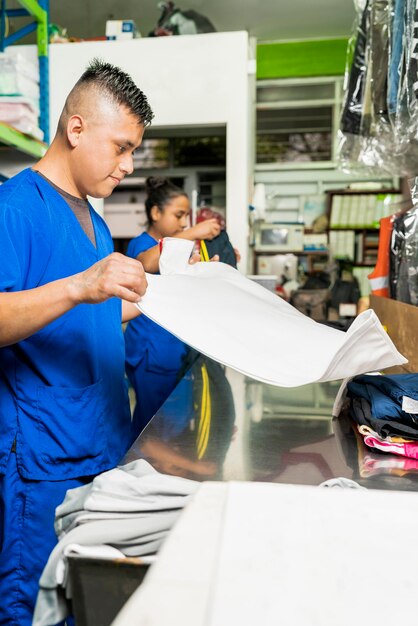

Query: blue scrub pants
left=0, top=451, right=89, bottom=626
left=126, top=359, right=179, bottom=439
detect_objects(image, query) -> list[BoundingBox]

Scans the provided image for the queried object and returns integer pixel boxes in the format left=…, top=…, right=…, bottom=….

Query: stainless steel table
left=123, top=353, right=418, bottom=492
left=111, top=356, right=418, bottom=626
left=72, top=354, right=418, bottom=625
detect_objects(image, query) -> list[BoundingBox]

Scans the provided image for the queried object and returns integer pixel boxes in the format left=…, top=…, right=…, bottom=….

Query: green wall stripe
left=257, top=39, right=349, bottom=79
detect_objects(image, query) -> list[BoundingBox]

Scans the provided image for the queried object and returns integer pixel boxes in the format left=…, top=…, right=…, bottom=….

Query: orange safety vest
left=368, top=215, right=393, bottom=297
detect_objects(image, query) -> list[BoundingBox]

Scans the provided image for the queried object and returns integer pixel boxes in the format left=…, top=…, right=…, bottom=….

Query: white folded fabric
left=34, top=460, right=197, bottom=626
left=55, top=459, right=197, bottom=537
left=136, top=238, right=406, bottom=387
left=56, top=544, right=126, bottom=585
left=85, top=460, right=197, bottom=513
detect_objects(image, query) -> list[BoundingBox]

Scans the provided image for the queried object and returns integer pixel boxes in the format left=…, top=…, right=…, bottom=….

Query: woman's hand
left=186, top=218, right=221, bottom=241
left=189, top=253, right=219, bottom=264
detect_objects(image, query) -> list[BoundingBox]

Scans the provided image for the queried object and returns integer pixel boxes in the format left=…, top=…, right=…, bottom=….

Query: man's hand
left=68, top=253, right=147, bottom=305
left=187, top=218, right=221, bottom=241
left=0, top=253, right=147, bottom=347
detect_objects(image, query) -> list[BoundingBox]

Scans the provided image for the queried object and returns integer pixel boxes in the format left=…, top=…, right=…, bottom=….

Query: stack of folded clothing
left=0, top=51, right=43, bottom=140
left=33, top=459, right=198, bottom=626
left=347, top=374, right=418, bottom=462
left=361, top=453, right=418, bottom=478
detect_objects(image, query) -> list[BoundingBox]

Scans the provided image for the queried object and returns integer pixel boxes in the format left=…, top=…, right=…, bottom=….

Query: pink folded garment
left=363, top=434, right=418, bottom=460
left=361, top=453, right=418, bottom=477
left=0, top=102, right=38, bottom=123
left=0, top=102, right=42, bottom=139
left=357, top=424, right=414, bottom=444
left=135, top=238, right=407, bottom=387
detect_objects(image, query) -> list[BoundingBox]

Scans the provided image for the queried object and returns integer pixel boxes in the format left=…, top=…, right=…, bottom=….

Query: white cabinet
left=103, top=177, right=147, bottom=239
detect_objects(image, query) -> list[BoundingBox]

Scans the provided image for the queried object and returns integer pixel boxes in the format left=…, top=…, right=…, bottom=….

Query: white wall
left=48, top=32, right=252, bottom=269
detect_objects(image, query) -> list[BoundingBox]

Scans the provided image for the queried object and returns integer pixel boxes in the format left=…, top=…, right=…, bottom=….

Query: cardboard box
left=370, top=294, right=418, bottom=373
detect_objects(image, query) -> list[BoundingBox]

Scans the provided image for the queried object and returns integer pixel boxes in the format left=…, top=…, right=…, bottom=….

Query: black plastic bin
left=68, top=556, right=150, bottom=626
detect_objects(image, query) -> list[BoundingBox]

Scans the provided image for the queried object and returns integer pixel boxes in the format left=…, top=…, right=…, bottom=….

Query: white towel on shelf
left=136, top=238, right=406, bottom=387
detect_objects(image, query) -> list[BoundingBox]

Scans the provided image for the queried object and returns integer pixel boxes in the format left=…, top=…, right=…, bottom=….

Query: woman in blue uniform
left=125, top=177, right=220, bottom=437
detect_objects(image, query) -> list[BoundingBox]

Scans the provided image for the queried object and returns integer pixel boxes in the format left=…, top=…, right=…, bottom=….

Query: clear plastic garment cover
left=390, top=177, right=418, bottom=302
left=339, top=0, right=418, bottom=176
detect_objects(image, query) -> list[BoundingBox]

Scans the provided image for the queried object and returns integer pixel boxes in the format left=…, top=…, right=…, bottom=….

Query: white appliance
left=256, top=254, right=298, bottom=282
left=246, top=275, right=277, bottom=292
left=254, top=222, right=304, bottom=252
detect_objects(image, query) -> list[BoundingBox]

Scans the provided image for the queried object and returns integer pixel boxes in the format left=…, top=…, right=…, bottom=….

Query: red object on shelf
left=196, top=206, right=225, bottom=230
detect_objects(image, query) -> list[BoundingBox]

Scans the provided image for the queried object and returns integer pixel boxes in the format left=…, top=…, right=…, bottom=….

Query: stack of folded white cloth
left=33, top=459, right=198, bottom=626
left=0, top=51, right=43, bottom=140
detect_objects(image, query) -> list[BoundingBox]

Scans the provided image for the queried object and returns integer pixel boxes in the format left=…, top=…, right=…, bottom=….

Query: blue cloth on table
left=347, top=374, right=418, bottom=425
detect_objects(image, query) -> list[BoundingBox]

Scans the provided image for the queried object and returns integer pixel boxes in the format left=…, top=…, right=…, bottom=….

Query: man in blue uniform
left=0, top=59, right=153, bottom=625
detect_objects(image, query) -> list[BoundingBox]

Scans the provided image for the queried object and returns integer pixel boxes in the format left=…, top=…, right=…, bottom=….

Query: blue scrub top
left=125, top=232, right=188, bottom=374
left=0, top=169, right=132, bottom=480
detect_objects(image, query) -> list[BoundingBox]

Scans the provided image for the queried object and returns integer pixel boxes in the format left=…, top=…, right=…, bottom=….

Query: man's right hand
left=68, top=253, right=148, bottom=305
left=0, top=253, right=147, bottom=348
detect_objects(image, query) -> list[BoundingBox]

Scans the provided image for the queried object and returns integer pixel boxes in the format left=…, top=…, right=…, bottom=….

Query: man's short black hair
left=58, top=58, right=154, bottom=134
left=77, top=58, right=154, bottom=126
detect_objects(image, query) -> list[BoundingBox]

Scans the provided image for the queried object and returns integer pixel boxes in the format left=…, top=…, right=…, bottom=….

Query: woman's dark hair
left=145, top=176, right=188, bottom=224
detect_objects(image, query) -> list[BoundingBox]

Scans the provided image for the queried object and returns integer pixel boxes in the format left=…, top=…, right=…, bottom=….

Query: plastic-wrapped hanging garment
left=135, top=238, right=407, bottom=388
left=339, top=0, right=397, bottom=174
left=340, top=0, right=370, bottom=137
left=390, top=211, right=407, bottom=300
left=361, top=0, right=390, bottom=137
left=387, top=0, right=405, bottom=117
left=389, top=177, right=418, bottom=303
left=357, top=0, right=399, bottom=173
left=338, top=0, right=418, bottom=175
left=391, top=0, right=418, bottom=175
left=339, top=0, right=370, bottom=170
left=403, top=0, right=418, bottom=117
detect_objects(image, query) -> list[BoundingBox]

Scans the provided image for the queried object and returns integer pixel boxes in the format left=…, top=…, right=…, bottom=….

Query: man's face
left=73, top=103, right=145, bottom=199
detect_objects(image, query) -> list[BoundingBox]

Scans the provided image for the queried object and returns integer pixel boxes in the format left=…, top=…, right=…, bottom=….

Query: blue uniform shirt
left=125, top=232, right=188, bottom=374
left=0, top=169, right=132, bottom=480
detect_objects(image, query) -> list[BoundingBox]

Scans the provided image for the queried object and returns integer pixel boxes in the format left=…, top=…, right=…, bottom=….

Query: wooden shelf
left=370, top=295, right=418, bottom=373
left=329, top=227, right=379, bottom=231
left=253, top=249, right=328, bottom=256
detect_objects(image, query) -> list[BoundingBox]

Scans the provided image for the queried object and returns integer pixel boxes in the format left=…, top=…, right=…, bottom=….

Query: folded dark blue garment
left=348, top=381, right=405, bottom=421
left=350, top=397, right=418, bottom=439
left=347, top=374, right=418, bottom=424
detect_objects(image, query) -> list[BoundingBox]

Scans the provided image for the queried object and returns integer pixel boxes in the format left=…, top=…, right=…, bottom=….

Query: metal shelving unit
left=0, top=0, right=48, bottom=158
left=0, top=120, right=46, bottom=157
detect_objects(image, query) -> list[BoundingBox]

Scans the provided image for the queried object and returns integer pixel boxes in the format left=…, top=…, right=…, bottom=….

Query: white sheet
left=136, top=238, right=406, bottom=387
